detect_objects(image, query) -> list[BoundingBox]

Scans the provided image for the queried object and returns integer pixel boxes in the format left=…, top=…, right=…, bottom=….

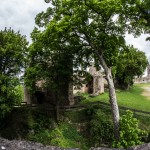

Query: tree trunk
left=55, top=91, right=60, bottom=122
left=98, top=54, right=120, bottom=140
left=82, top=32, right=120, bottom=140
left=56, top=99, right=60, bottom=121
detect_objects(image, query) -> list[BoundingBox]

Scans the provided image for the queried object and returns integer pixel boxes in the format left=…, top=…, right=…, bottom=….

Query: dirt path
left=141, top=86, right=150, bottom=100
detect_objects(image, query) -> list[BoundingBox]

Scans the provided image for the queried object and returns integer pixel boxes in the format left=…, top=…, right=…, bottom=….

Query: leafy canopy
left=115, top=45, right=148, bottom=89
left=0, top=28, right=28, bottom=119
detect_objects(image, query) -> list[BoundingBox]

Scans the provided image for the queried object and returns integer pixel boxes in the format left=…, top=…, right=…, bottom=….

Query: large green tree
left=25, top=27, right=74, bottom=120
left=120, top=0, right=150, bottom=39
left=25, top=24, right=92, bottom=120
left=0, top=28, right=28, bottom=118
left=115, top=45, right=148, bottom=89
left=118, top=0, right=150, bottom=86
left=34, top=0, right=130, bottom=139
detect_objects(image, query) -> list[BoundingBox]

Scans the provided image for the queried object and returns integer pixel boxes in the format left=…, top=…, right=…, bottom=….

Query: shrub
left=28, top=129, right=52, bottom=145
left=113, top=110, right=147, bottom=148
left=0, top=84, right=23, bottom=122
left=87, top=106, right=114, bottom=147
left=49, top=122, right=87, bottom=149
left=27, top=110, right=54, bottom=144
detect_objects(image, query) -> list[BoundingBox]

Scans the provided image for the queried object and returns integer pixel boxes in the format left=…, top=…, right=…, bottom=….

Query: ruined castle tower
left=89, top=66, right=104, bottom=94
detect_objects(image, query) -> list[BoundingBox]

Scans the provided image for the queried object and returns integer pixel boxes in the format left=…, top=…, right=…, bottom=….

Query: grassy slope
left=82, top=83, right=150, bottom=112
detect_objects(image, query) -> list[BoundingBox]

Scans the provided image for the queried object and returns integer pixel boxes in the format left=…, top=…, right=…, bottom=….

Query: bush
left=27, top=110, right=54, bottom=144
left=87, top=106, right=114, bottom=147
left=28, top=118, right=87, bottom=149
left=0, top=84, right=23, bottom=121
left=49, top=122, right=87, bottom=149
left=28, top=129, right=52, bottom=145
left=113, top=110, right=147, bottom=148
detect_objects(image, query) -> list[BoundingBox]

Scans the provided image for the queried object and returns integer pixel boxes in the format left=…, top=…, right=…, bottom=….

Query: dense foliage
left=25, top=27, right=74, bottom=91
left=87, top=107, right=114, bottom=147
left=28, top=0, right=129, bottom=139
left=113, top=110, right=147, bottom=148
left=115, top=46, right=148, bottom=89
left=0, top=28, right=28, bottom=119
left=0, top=0, right=149, bottom=147
left=120, top=0, right=150, bottom=36
left=49, top=122, right=87, bottom=149
left=24, top=0, right=150, bottom=139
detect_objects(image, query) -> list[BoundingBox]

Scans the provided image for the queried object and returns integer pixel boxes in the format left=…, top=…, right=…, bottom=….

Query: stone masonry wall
left=0, top=137, right=150, bottom=150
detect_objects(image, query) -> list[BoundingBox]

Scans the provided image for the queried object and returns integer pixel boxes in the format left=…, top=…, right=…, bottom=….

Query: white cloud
left=125, top=33, right=150, bottom=57
left=0, top=0, right=150, bottom=58
left=0, top=0, right=48, bottom=42
left=125, top=34, right=150, bottom=76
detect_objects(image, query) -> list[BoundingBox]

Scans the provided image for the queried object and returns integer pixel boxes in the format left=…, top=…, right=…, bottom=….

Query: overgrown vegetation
left=0, top=28, right=28, bottom=120
left=113, top=110, right=147, bottom=149
left=31, top=0, right=149, bottom=139
left=0, top=108, right=88, bottom=149
left=0, top=108, right=53, bottom=140
left=65, top=104, right=150, bottom=148
left=0, top=100, right=150, bottom=149
left=0, top=0, right=150, bottom=148
left=49, top=122, right=87, bottom=149
left=86, top=106, right=114, bottom=147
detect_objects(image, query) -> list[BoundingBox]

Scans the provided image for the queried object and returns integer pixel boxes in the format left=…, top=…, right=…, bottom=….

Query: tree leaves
left=115, top=45, right=148, bottom=89
left=0, top=28, right=28, bottom=119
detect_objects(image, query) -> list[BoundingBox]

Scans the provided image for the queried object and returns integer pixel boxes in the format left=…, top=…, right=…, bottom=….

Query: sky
left=0, top=0, right=48, bottom=42
left=0, top=0, right=150, bottom=59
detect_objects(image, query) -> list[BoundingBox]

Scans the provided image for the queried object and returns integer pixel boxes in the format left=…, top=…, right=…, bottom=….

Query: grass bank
left=81, top=84, right=150, bottom=112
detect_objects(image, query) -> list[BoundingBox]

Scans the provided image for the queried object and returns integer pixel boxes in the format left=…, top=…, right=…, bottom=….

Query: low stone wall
left=0, top=137, right=150, bottom=150
left=0, top=137, right=79, bottom=150
left=91, top=143, right=150, bottom=150
left=90, top=148, right=124, bottom=150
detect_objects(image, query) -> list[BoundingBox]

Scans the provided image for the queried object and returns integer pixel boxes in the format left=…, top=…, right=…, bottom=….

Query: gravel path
left=141, top=87, right=150, bottom=99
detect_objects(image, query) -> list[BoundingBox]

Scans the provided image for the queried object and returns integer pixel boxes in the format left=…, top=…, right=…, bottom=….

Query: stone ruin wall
left=23, top=80, right=74, bottom=106
left=134, top=76, right=150, bottom=84
left=23, top=66, right=106, bottom=106
left=134, top=65, right=150, bottom=84
left=73, top=66, right=105, bottom=95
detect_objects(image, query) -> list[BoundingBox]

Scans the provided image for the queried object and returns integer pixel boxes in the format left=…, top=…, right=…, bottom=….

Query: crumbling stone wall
left=0, top=137, right=150, bottom=150
left=23, top=78, right=74, bottom=106
left=0, top=137, right=79, bottom=150
left=134, top=76, right=150, bottom=84
left=133, top=65, right=150, bottom=84
left=90, top=143, right=150, bottom=150
left=73, top=66, right=105, bottom=95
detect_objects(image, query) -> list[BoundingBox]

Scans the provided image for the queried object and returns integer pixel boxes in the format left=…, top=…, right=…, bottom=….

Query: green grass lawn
left=81, top=83, right=150, bottom=112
